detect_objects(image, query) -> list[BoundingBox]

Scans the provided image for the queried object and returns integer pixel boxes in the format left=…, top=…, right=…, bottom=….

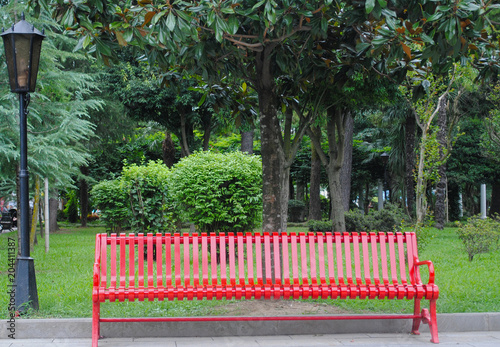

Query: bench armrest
left=414, top=259, right=435, bottom=285
left=93, top=263, right=100, bottom=287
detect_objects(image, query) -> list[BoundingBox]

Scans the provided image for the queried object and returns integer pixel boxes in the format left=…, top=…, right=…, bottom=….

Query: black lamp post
left=1, top=13, right=45, bottom=312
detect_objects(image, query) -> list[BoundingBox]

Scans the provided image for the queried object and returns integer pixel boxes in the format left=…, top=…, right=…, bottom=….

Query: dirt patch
left=212, top=299, right=348, bottom=317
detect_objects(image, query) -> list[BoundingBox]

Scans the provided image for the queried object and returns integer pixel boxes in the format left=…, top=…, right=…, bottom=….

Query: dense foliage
left=169, top=151, right=262, bottom=233
left=91, top=161, right=174, bottom=234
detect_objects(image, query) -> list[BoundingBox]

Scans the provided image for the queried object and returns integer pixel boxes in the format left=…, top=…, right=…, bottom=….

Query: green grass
left=0, top=225, right=499, bottom=319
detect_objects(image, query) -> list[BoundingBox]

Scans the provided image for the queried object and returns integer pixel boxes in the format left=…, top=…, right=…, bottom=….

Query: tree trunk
left=280, top=166, right=291, bottom=226
left=415, top=136, right=427, bottom=225
left=340, top=113, right=354, bottom=212
left=180, top=112, right=191, bottom=157
left=241, top=131, right=254, bottom=154
left=309, top=127, right=322, bottom=221
left=405, top=109, right=416, bottom=218
left=364, top=182, right=371, bottom=215
left=308, top=107, right=347, bottom=232
left=162, top=132, right=176, bottom=168
left=256, top=44, right=285, bottom=233
left=329, top=168, right=344, bottom=231
left=203, top=121, right=211, bottom=151
left=435, top=97, right=448, bottom=229
left=296, top=181, right=304, bottom=201
left=490, top=179, right=500, bottom=217
left=49, top=197, right=59, bottom=232
left=80, top=166, right=89, bottom=228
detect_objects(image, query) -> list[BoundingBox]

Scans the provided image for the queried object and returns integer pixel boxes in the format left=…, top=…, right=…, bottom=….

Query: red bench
left=92, top=232, right=439, bottom=346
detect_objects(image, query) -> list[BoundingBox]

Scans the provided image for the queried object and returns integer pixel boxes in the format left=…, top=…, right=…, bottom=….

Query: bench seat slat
left=210, top=234, right=217, bottom=286
left=183, top=234, right=190, bottom=287
left=308, top=233, right=317, bottom=285
left=264, top=233, right=272, bottom=286
left=397, top=233, right=408, bottom=285
left=165, top=234, right=172, bottom=286
left=238, top=233, right=245, bottom=286
left=201, top=233, right=209, bottom=286
left=291, top=234, right=299, bottom=285
left=247, top=233, right=255, bottom=285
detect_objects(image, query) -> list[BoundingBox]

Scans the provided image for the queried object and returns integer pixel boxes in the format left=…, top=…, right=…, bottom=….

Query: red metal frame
left=92, top=232, right=439, bottom=347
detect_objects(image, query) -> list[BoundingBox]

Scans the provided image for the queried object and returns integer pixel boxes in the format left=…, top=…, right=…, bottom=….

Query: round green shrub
left=90, top=179, right=129, bottom=233
left=91, top=160, right=175, bottom=234
left=121, top=160, right=175, bottom=234
left=169, top=151, right=262, bottom=233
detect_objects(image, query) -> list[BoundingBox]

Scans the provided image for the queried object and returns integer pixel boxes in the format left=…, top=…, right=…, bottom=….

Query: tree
left=483, top=82, right=500, bottom=216
left=0, top=4, right=101, bottom=234
left=39, top=0, right=338, bottom=233
left=38, top=0, right=500, bottom=232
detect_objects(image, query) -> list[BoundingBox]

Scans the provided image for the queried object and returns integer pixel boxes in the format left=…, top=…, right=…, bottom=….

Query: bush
left=63, top=190, right=80, bottom=223
left=369, top=203, right=406, bottom=232
left=308, top=219, right=332, bottom=232
left=121, top=161, right=175, bottom=234
left=90, top=179, right=129, bottom=233
left=345, top=209, right=369, bottom=232
left=288, top=199, right=306, bottom=223
left=169, top=151, right=262, bottom=233
left=456, top=216, right=500, bottom=261
left=91, top=161, right=175, bottom=234
left=345, top=203, right=406, bottom=232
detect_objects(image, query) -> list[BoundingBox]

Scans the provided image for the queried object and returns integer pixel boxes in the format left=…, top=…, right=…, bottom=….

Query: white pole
left=44, top=177, right=49, bottom=252
left=378, top=180, right=384, bottom=211
left=481, top=184, right=487, bottom=219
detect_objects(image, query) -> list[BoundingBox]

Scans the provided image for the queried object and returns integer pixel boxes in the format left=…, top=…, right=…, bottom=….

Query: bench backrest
left=94, top=232, right=423, bottom=298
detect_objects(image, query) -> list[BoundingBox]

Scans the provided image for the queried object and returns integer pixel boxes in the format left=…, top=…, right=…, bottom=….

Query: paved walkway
left=1, top=331, right=500, bottom=347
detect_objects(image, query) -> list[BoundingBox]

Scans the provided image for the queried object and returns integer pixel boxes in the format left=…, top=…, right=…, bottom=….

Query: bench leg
left=420, top=299, right=439, bottom=344
left=411, top=298, right=422, bottom=335
left=428, top=299, right=439, bottom=343
left=92, top=301, right=100, bottom=347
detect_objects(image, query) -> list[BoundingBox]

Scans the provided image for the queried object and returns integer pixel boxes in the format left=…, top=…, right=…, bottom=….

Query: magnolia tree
left=38, top=0, right=499, bottom=232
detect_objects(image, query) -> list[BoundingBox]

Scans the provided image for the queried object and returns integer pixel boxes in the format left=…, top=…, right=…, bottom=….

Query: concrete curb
left=2, top=313, right=499, bottom=339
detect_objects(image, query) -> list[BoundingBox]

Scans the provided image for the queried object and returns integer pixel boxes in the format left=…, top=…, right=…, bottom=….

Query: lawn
left=0, top=225, right=499, bottom=319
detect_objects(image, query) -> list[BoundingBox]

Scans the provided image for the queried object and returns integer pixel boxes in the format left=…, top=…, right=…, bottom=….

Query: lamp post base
left=15, top=256, right=39, bottom=313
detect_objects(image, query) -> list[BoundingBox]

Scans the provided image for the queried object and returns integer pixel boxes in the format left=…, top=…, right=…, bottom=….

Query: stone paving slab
left=2, top=313, right=500, bottom=339
left=0, top=332, right=500, bottom=347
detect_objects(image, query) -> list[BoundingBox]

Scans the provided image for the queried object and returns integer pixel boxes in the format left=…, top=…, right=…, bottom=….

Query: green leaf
left=426, top=12, right=443, bottom=22
left=207, top=10, right=216, bottom=26
left=82, top=35, right=92, bottom=49
left=220, top=7, right=235, bottom=14
left=166, top=11, right=176, bottom=31
left=96, top=38, right=112, bottom=56
left=458, top=2, right=480, bottom=11
left=420, top=33, right=435, bottom=44
left=366, top=0, right=376, bottom=14
left=377, top=0, right=387, bottom=7
left=152, top=9, right=168, bottom=26
left=228, top=16, right=239, bottom=35
left=252, top=0, right=266, bottom=10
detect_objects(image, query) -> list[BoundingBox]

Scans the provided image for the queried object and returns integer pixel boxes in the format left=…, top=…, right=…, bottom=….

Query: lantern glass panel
left=2, top=35, right=17, bottom=91
left=14, top=34, right=31, bottom=91
left=29, top=36, right=43, bottom=92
